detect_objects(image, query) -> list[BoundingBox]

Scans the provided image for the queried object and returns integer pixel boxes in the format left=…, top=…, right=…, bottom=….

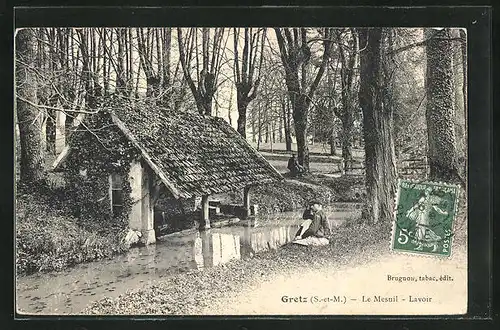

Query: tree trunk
left=116, top=29, right=126, bottom=95
left=459, top=29, right=467, bottom=177
left=233, top=28, right=266, bottom=137
left=425, top=28, right=461, bottom=183
left=43, top=29, right=57, bottom=155
left=282, top=101, right=289, bottom=148
left=285, top=99, right=293, bottom=151
left=162, top=28, right=172, bottom=106
left=330, top=128, right=336, bottom=156
left=451, top=29, right=466, bottom=168
left=45, top=106, right=56, bottom=155
left=201, top=96, right=213, bottom=116
left=76, top=29, right=96, bottom=109
left=292, top=96, right=310, bottom=171
left=102, top=29, right=110, bottom=96
left=236, top=97, right=249, bottom=138
left=264, top=114, right=269, bottom=144
left=336, top=29, right=358, bottom=172
left=272, top=121, right=276, bottom=144
left=278, top=106, right=283, bottom=143
left=358, top=28, right=397, bottom=224
left=310, top=123, right=315, bottom=145
left=341, top=111, right=353, bottom=170
left=251, top=115, right=256, bottom=143
left=16, top=28, right=45, bottom=185
left=228, top=86, right=233, bottom=127
left=257, top=104, right=262, bottom=149
left=459, top=29, right=467, bottom=124
left=214, top=91, right=219, bottom=117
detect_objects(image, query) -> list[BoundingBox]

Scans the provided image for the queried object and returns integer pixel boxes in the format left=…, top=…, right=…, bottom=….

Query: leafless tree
left=274, top=27, right=333, bottom=171
left=177, top=28, right=228, bottom=115
left=233, top=28, right=267, bottom=137
left=333, top=28, right=358, bottom=170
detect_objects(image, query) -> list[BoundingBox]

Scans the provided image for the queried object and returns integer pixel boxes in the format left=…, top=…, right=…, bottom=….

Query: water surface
left=16, top=203, right=362, bottom=315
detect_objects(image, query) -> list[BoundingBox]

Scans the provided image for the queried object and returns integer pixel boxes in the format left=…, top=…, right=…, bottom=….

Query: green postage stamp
left=392, top=180, right=459, bottom=257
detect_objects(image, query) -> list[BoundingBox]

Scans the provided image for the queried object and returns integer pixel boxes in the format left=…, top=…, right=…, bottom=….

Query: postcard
left=15, top=24, right=469, bottom=316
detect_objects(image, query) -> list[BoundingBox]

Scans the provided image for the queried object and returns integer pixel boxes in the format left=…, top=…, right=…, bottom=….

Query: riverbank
left=84, top=214, right=468, bottom=315
left=84, top=220, right=390, bottom=315
left=16, top=173, right=363, bottom=276
left=15, top=185, right=130, bottom=276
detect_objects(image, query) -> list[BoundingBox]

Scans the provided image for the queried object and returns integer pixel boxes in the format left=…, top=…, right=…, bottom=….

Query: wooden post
left=201, top=195, right=210, bottom=229
left=243, top=186, right=251, bottom=218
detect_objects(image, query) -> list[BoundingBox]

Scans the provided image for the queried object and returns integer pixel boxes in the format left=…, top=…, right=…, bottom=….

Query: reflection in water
left=241, top=225, right=299, bottom=256
left=192, top=226, right=299, bottom=270
left=194, top=231, right=241, bottom=270
left=193, top=232, right=204, bottom=269
left=17, top=203, right=363, bottom=315
left=191, top=224, right=302, bottom=271
left=215, top=232, right=241, bottom=265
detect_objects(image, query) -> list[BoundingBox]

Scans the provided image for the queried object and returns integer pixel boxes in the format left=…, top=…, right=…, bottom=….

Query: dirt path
left=201, top=244, right=467, bottom=315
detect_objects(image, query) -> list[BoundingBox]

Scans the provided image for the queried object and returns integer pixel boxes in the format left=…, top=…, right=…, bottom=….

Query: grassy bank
left=225, top=174, right=365, bottom=215
left=15, top=184, right=130, bottom=276
left=84, top=220, right=391, bottom=315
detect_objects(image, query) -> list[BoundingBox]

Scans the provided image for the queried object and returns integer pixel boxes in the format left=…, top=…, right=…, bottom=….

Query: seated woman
left=295, top=201, right=331, bottom=240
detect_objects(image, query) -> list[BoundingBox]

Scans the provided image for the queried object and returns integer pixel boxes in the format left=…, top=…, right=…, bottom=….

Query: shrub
left=16, top=192, right=129, bottom=276
left=246, top=178, right=337, bottom=215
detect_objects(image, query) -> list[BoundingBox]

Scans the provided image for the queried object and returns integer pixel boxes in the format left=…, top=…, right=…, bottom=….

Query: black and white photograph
left=14, top=21, right=474, bottom=316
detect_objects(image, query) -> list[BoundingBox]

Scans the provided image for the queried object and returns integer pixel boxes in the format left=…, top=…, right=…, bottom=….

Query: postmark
left=391, top=179, right=459, bottom=257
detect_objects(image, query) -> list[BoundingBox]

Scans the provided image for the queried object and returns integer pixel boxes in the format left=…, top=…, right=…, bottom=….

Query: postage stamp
left=392, top=180, right=459, bottom=257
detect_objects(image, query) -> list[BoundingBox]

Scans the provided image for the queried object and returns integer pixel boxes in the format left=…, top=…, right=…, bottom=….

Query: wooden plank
left=110, top=113, right=185, bottom=199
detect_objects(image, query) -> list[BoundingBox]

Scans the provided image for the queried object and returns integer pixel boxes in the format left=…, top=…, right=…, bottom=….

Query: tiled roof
left=108, top=101, right=283, bottom=199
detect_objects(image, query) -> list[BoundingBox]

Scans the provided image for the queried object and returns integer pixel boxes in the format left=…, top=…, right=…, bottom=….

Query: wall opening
left=110, top=173, right=124, bottom=217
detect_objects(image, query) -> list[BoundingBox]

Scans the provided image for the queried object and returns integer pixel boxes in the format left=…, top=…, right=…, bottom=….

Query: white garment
left=293, top=236, right=330, bottom=246
left=296, top=219, right=312, bottom=238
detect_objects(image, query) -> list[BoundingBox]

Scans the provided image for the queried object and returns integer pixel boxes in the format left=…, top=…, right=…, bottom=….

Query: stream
left=16, top=203, right=362, bottom=315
